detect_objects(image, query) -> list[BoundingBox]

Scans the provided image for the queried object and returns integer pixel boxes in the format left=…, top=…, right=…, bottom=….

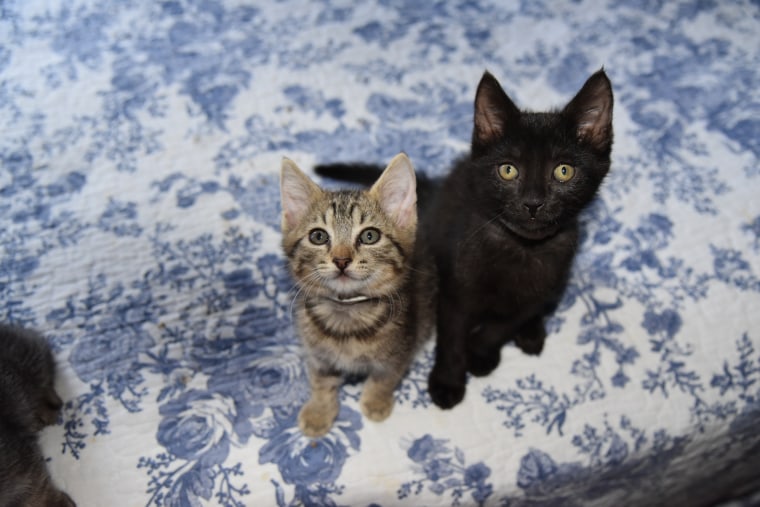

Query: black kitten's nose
left=523, top=201, right=544, bottom=218
left=333, top=257, right=352, bottom=271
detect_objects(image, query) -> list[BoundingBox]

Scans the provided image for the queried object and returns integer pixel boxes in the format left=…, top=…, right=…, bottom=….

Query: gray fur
left=0, top=324, right=76, bottom=507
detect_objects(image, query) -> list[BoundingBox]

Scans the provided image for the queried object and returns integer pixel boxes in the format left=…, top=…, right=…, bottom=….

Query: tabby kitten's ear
left=280, top=158, right=322, bottom=231
left=369, top=153, right=417, bottom=230
left=472, top=71, right=521, bottom=151
left=563, top=69, right=614, bottom=152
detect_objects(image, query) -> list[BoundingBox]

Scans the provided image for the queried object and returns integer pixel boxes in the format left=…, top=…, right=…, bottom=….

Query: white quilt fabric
left=2, top=1, right=760, bottom=506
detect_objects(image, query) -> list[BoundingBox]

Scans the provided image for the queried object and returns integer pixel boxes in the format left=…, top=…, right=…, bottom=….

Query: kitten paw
left=428, top=377, right=466, bottom=409
left=298, top=400, right=338, bottom=438
left=61, top=492, right=77, bottom=507
left=48, top=490, right=77, bottom=507
left=467, top=349, right=501, bottom=377
left=515, top=334, right=545, bottom=355
left=515, top=319, right=547, bottom=356
left=360, top=392, right=394, bottom=422
left=37, top=388, right=63, bottom=428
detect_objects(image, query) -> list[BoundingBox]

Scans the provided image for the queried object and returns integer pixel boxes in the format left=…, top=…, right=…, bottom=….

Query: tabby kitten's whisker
left=287, top=270, right=321, bottom=321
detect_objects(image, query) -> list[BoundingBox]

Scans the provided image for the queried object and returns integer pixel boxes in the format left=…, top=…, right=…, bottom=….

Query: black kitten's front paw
left=514, top=328, right=546, bottom=355
left=514, top=317, right=547, bottom=356
left=515, top=334, right=545, bottom=355
left=467, top=349, right=501, bottom=377
left=429, top=380, right=466, bottom=409
left=428, top=369, right=466, bottom=409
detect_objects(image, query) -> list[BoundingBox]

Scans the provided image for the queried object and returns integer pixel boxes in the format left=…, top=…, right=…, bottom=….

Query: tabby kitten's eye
left=498, top=164, right=519, bottom=181
left=358, top=228, right=381, bottom=245
left=553, top=164, right=576, bottom=182
left=309, top=228, right=330, bottom=245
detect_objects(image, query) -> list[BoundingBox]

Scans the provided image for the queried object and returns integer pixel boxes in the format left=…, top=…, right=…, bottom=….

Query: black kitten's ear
left=472, top=71, right=521, bottom=149
left=563, top=69, right=614, bottom=152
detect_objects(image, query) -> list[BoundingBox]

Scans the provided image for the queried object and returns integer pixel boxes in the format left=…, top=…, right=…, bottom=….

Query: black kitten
left=424, top=69, right=613, bottom=408
left=315, top=69, right=613, bottom=409
left=0, top=324, right=76, bottom=507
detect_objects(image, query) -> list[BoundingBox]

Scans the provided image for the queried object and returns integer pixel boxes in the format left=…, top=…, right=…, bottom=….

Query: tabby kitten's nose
left=333, top=257, right=352, bottom=271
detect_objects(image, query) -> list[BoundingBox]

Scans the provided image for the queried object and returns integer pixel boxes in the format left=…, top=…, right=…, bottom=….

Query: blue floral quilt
left=2, top=1, right=760, bottom=506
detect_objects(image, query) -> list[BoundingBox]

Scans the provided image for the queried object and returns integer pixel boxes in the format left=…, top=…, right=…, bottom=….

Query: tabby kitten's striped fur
left=281, top=153, right=431, bottom=437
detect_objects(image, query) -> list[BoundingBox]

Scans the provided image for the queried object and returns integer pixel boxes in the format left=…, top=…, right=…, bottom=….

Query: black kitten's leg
left=514, top=315, right=547, bottom=356
left=467, top=320, right=511, bottom=377
left=428, top=293, right=471, bottom=409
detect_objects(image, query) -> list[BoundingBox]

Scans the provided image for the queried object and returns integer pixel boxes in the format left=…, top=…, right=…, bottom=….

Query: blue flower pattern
left=400, top=435, right=493, bottom=506
left=2, top=0, right=760, bottom=505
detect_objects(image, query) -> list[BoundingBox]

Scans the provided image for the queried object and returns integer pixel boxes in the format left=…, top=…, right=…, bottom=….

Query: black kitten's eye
left=358, top=228, right=381, bottom=245
left=553, top=164, right=576, bottom=182
left=309, top=228, right=329, bottom=245
left=498, top=163, right=519, bottom=181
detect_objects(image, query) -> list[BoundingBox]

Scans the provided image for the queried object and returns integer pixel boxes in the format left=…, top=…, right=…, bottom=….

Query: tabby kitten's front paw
left=360, top=390, right=394, bottom=422
left=298, top=399, right=339, bottom=438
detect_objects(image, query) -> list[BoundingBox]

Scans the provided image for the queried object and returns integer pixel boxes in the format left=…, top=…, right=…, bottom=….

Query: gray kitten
left=0, top=324, right=75, bottom=507
left=281, top=153, right=433, bottom=437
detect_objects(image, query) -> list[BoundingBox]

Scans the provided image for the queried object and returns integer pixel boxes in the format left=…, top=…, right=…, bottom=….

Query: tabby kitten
left=280, top=153, right=431, bottom=437
left=0, top=324, right=76, bottom=507
left=425, top=69, right=614, bottom=409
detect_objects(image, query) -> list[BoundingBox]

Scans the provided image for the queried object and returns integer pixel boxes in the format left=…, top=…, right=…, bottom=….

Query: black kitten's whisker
left=463, top=210, right=509, bottom=246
